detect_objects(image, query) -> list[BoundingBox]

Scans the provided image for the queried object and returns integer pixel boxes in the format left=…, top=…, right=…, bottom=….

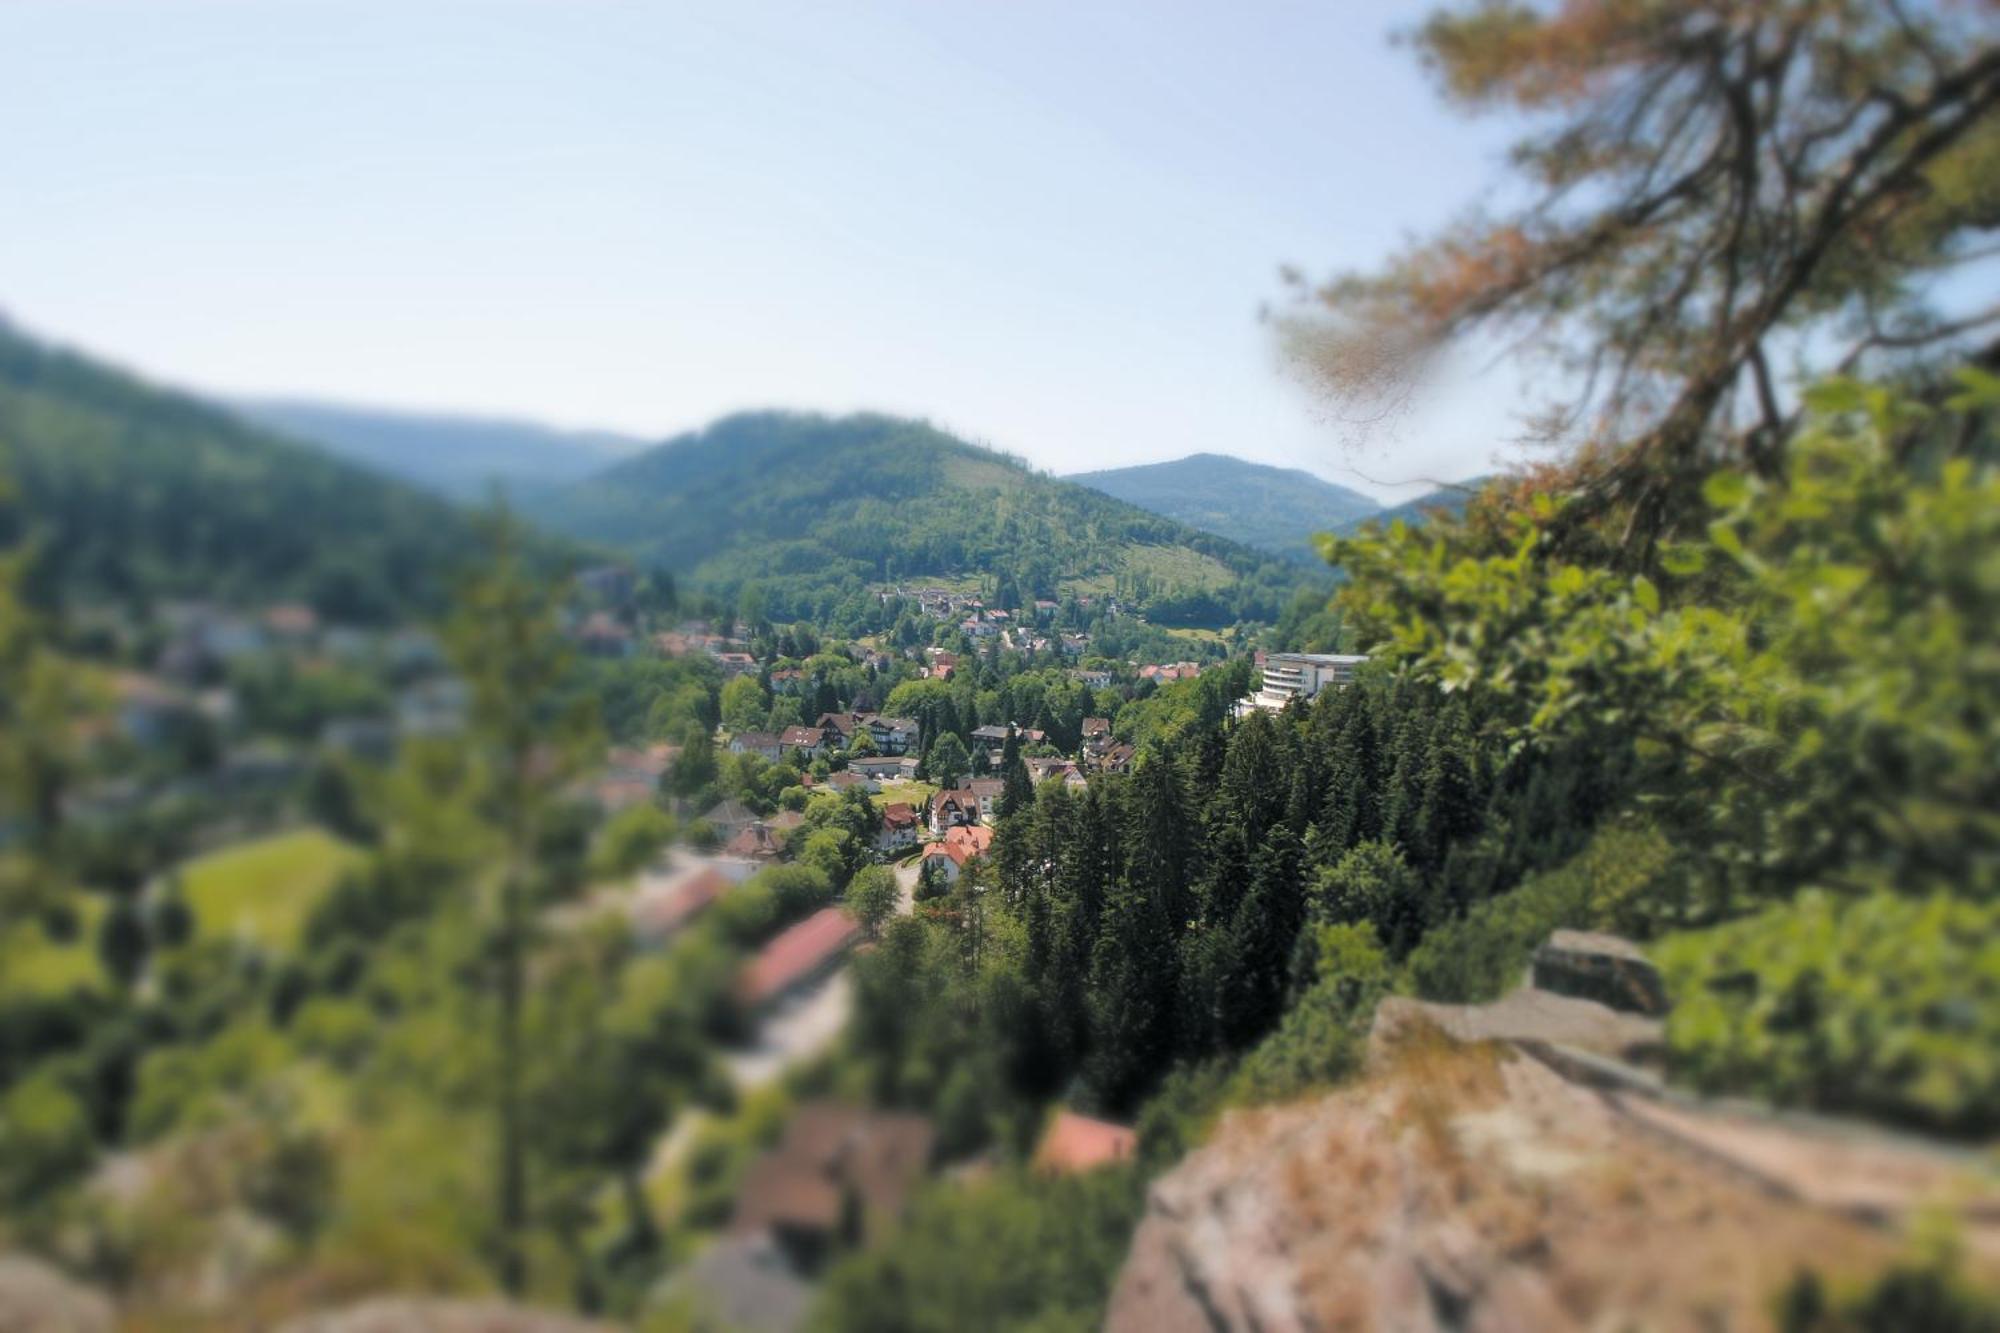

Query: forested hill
left=0, top=321, right=490, bottom=621
left=1333, top=478, right=1486, bottom=536
left=1069, top=453, right=1380, bottom=564
left=235, top=398, right=645, bottom=501
left=522, top=411, right=1321, bottom=628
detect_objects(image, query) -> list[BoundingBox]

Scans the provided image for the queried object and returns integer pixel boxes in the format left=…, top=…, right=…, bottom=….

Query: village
left=37, top=567, right=1368, bottom=1329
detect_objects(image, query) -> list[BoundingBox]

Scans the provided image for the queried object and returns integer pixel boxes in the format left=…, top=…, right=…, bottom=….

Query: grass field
left=1165, top=626, right=1232, bottom=644
left=179, top=827, right=364, bottom=952
left=0, top=896, right=107, bottom=998
left=872, top=779, right=938, bottom=810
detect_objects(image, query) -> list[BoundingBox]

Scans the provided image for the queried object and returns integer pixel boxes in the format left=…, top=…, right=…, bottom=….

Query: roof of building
left=668, top=1234, right=811, bottom=1333
left=731, top=1101, right=937, bottom=1241
left=732, top=731, right=783, bottom=750
left=1033, top=1110, right=1137, bottom=1174
left=881, top=802, right=918, bottom=828
left=779, top=726, right=823, bottom=749
left=725, top=823, right=784, bottom=860
left=739, top=908, right=861, bottom=1006
left=630, top=864, right=730, bottom=940
left=1082, top=717, right=1112, bottom=735
left=922, top=823, right=994, bottom=867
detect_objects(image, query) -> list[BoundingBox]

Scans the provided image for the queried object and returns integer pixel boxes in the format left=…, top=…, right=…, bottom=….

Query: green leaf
left=1632, top=575, right=1659, bottom=615
left=1703, top=471, right=1749, bottom=512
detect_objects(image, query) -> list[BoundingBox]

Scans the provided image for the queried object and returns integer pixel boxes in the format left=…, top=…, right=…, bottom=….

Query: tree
left=720, top=674, right=767, bottom=733
left=97, top=894, right=149, bottom=990
left=1282, top=0, right=2000, bottom=546
left=848, top=864, right=900, bottom=940
left=446, top=512, right=597, bottom=1295
left=996, top=727, right=1034, bottom=820
left=926, top=732, right=972, bottom=790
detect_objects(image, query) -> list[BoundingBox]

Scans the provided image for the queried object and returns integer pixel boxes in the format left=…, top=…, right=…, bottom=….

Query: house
left=1081, top=717, right=1113, bottom=756
left=724, top=821, right=785, bottom=863
left=920, top=824, right=994, bottom=884
left=662, top=1234, right=812, bottom=1333
left=738, top=908, right=862, bottom=1012
left=576, top=611, right=635, bottom=658
left=1072, top=667, right=1114, bottom=689
left=825, top=769, right=871, bottom=794
left=865, top=715, right=920, bottom=755
left=969, top=724, right=1014, bottom=753
left=876, top=802, right=921, bottom=854
left=928, top=788, right=979, bottom=834
left=815, top=712, right=865, bottom=748
left=1234, top=652, right=1368, bottom=717
left=849, top=754, right=916, bottom=783
left=730, top=1101, right=936, bottom=1273
left=396, top=677, right=470, bottom=737
left=701, top=799, right=762, bottom=837
left=729, top=731, right=785, bottom=762
left=778, top=725, right=825, bottom=759
left=967, top=777, right=1006, bottom=821
left=1026, top=756, right=1085, bottom=789
left=960, top=618, right=998, bottom=639
left=1032, top=1110, right=1137, bottom=1175
left=320, top=716, right=397, bottom=763
left=263, top=602, right=319, bottom=646
left=1139, top=661, right=1203, bottom=683
left=629, top=863, right=731, bottom=947
left=111, top=672, right=199, bottom=747
left=1092, top=742, right=1137, bottom=775
left=1059, top=633, right=1090, bottom=658
left=576, top=564, right=635, bottom=603
left=715, top=652, right=760, bottom=678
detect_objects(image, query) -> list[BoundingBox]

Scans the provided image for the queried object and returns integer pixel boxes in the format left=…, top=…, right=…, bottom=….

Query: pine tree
left=1216, top=825, right=1306, bottom=1051
left=1084, top=881, right=1178, bottom=1113
left=997, top=727, right=1034, bottom=820
left=1124, top=749, right=1194, bottom=926
left=447, top=510, right=598, bottom=1296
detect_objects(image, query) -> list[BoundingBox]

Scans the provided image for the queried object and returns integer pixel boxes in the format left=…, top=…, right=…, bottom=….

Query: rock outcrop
left=1109, top=1017, right=1997, bottom=1331
left=0, top=1254, right=116, bottom=1333
left=274, top=1299, right=619, bottom=1333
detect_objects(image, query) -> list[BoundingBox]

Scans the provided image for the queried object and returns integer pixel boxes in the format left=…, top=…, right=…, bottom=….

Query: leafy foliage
left=1659, top=889, right=2000, bottom=1136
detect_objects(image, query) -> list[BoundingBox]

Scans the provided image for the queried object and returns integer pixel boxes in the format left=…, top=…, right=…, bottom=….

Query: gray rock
left=0, top=1254, right=116, bottom=1333
left=1530, top=929, right=1668, bottom=1015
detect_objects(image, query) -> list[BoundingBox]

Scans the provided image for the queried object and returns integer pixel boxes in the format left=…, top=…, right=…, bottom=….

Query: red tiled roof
left=1033, top=1110, right=1137, bottom=1174
left=739, top=908, right=860, bottom=1006
left=922, top=824, right=993, bottom=867
left=631, top=865, right=729, bottom=939
left=881, top=802, right=917, bottom=828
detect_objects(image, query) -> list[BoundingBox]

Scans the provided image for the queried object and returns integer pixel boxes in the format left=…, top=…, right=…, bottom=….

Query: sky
left=0, top=1, right=1532, bottom=502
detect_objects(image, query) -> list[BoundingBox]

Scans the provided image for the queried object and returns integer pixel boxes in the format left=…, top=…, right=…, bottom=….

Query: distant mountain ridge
left=0, top=322, right=515, bottom=620
left=523, top=411, right=1314, bottom=628
left=1333, top=478, right=1487, bottom=535
left=1068, top=453, right=1381, bottom=564
left=234, top=398, right=647, bottom=501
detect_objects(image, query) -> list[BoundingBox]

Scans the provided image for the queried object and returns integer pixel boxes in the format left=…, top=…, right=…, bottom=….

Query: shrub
left=1658, top=890, right=2000, bottom=1136
left=1230, top=923, right=1389, bottom=1106
left=1404, top=822, right=1673, bottom=1003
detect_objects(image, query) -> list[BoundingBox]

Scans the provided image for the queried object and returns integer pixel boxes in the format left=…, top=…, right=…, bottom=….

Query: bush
left=1404, top=822, right=1673, bottom=1003
left=1230, top=922, right=1389, bottom=1106
left=1658, top=890, right=2000, bottom=1136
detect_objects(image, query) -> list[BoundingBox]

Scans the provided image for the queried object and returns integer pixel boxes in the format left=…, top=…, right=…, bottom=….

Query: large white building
left=1235, top=652, right=1368, bottom=716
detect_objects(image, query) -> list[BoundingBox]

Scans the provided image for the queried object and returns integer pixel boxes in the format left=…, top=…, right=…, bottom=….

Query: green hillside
left=1069, top=452, right=1380, bottom=564
left=524, top=412, right=1318, bottom=628
left=1333, top=478, right=1486, bottom=536
left=0, top=320, right=494, bottom=621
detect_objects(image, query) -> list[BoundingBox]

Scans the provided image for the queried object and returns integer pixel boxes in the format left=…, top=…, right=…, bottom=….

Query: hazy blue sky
left=0, top=1, right=1530, bottom=500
